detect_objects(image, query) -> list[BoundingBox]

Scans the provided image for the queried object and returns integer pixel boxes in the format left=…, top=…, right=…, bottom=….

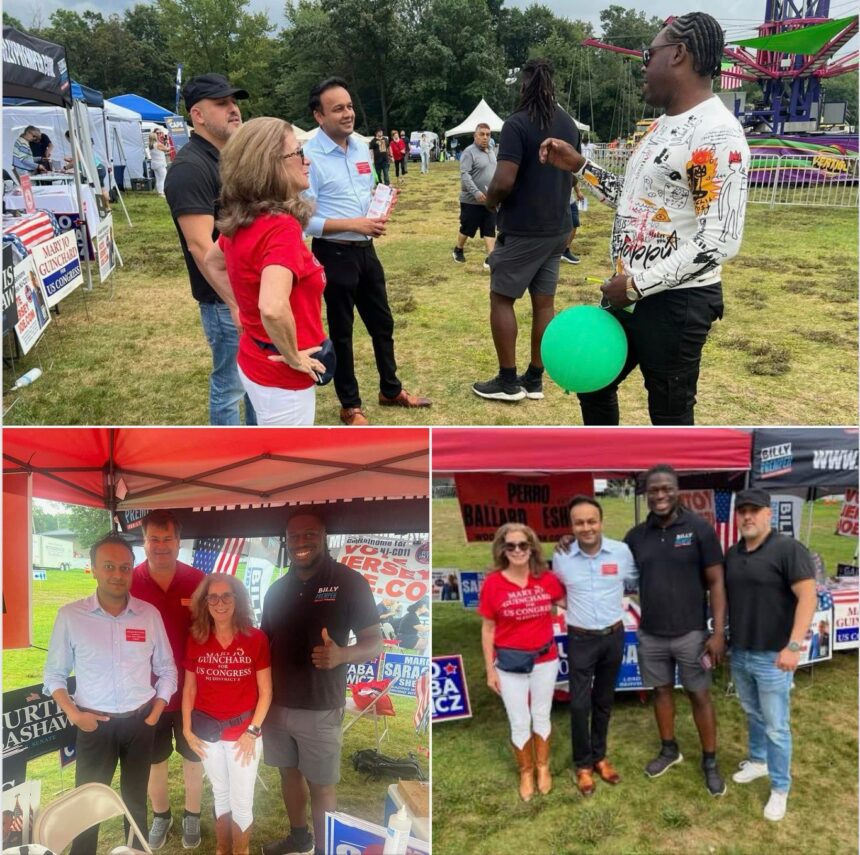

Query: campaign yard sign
left=13, top=255, right=51, bottom=354
left=379, top=652, right=427, bottom=696
left=30, top=230, right=83, bottom=307
left=460, top=570, right=486, bottom=609
left=2, top=246, right=17, bottom=335
left=93, top=213, right=116, bottom=282
left=836, top=490, right=858, bottom=538
left=431, top=655, right=472, bottom=723
left=324, top=811, right=429, bottom=855
left=346, top=656, right=380, bottom=687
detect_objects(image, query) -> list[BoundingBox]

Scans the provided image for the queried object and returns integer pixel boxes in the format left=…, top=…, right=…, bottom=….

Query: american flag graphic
left=10, top=795, right=23, bottom=831
left=413, top=672, right=430, bottom=734
left=714, top=490, right=739, bottom=553
left=192, top=537, right=246, bottom=575
left=3, top=211, right=58, bottom=250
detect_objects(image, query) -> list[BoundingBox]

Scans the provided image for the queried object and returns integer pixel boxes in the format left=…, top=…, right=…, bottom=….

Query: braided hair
left=516, top=58, right=556, bottom=129
left=665, top=12, right=725, bottom=78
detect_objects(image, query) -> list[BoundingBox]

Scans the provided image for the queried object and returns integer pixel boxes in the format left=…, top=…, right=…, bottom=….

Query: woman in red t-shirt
left=478, top=523, right=566, bottom=801
left=390, top=130, right=407, bottom=181
left=183, top=574, right=272, bottom=855
left=204, top=117, right=327, bottom=425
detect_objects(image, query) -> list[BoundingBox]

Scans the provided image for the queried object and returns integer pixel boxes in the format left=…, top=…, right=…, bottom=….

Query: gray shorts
left=489, top=232, right=569, bottom=299
left=262, top=705, right=344, bottom=786
left=637, top=629, right=712, bottom=692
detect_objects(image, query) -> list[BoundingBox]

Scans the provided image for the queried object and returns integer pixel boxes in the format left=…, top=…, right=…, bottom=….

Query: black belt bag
left=494, top=642, right=552, bottom=674
left=190, top=708, right=255, bottom=743
left=252, top=337, right=336, bottom=386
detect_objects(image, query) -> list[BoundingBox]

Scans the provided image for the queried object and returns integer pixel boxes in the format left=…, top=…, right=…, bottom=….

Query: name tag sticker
left=356, top=162, right=371, bottom=175
left=181, top=598, right=192, bottom=607
left=126, top=628, right=146, bottom=642
left=601, top=563, right=618, bottom=576
left=675, top=533, right=693, bottom=547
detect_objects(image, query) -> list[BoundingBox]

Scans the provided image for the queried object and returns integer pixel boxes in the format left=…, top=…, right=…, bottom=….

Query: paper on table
left=368, top=183, right=397, bottom=219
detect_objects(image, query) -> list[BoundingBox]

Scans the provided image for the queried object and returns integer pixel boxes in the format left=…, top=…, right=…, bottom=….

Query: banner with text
left=30, top=230, right=83, bottom=307
left=13, top=255, right=51, bottom=354
left=837, top=489, right=858, bottom=538
left=2, top=245, right=17, bottom=335
left=93, top=213, right=117, bottom=283
left=459, top=570, right=487, bottom=609
left=454, top=473, right=593, bottom=542
left=379, top=652, right=428, bottom=697
left=431, top=655, right=472, bottom=723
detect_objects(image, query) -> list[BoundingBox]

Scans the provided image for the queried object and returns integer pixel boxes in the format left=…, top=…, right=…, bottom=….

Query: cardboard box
left=397, top=780, right=429, bottom=818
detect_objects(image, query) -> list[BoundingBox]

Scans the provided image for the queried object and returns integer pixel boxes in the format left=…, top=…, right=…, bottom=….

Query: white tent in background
left=294, top=125, right=373, bottom=145
left=557, top=102, right=590, bottom=133
left=445, top=99, right=505, bottom=138
left=104, top=100, right=146, bottom=184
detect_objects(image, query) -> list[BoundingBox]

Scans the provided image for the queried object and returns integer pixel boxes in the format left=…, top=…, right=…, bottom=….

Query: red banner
left=454, top=473, right=593, bottom=542
left=837, top=489, right=859, bottom=537
left=3, top=473, right=32, bottom=649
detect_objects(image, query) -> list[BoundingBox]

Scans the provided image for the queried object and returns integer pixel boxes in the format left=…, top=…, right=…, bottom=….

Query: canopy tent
left=70, top=80, right=103, bottom=108
left=445, top=99, right=505, bottom=138
left=104, top=101, right=146, bottom=184
left=2, top=26, right=71, bottom=107
left=732, top=14, right=858, bottom=54
left=108, top=93, right=178, bottom=122
left=296, top=125, right=373, bottom=145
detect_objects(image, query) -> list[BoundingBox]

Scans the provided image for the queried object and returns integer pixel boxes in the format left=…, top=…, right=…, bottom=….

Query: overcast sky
left=6, top=0, right=857, bottom=54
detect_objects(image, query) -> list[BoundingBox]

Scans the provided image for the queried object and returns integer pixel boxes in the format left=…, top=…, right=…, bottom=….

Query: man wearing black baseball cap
left=724, top=488, right=816, bottom=822
left=165, top=73, right=256, bottom=426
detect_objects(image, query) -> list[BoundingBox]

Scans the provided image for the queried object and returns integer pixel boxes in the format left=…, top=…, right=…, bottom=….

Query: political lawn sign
left=13, top=255, right=51, bottom=354
left=431, top=654, right=472, bottom=723
left=29, top=229, right=83, bottom=307
left=379, top=652, right=428, bottom=697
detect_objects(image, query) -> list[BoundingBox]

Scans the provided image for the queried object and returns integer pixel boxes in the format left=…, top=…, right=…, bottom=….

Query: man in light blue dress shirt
left=303, top=76, right=431, bottom=425
left=43, top=533, right=177, bottom=854
left=553, top=495, right=638, bottom=796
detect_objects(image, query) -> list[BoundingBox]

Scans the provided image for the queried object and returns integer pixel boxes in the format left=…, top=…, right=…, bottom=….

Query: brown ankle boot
left=512, top=737, right=536, bottom=801
left=215, top=812, right=233, bottom=855
left=534, top=734, right=553, bottom=795
left=230, top=820, right=252, bottom=855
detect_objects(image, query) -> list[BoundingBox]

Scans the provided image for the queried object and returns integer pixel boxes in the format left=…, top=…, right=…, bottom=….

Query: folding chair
left=343, top=678, right=399, bottom=752
left=32, top=782, right=153, bottom=855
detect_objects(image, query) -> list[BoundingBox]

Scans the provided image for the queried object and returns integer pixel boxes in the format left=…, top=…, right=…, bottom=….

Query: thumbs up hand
left=312, top=627, right=342, bottom=669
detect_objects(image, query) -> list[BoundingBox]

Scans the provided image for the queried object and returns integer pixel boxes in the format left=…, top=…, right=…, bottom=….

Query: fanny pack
left=190, top=708, right=255, bottom=743
left=494, top=642, right=552, bottom=675
left=252, top=337, right=336, bottom=386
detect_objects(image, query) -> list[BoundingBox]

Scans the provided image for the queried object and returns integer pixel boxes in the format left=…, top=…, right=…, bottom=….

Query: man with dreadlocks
left=540, top=12, right=750, bottom=425
left=472, top=58, right=580, bottom=402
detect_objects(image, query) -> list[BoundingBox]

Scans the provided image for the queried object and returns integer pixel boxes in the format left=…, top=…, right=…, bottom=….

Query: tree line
left=4, top=1, right=857, bottom=140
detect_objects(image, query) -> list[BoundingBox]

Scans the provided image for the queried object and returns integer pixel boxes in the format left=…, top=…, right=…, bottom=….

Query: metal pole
left=66, top=105, right=95, bottom=296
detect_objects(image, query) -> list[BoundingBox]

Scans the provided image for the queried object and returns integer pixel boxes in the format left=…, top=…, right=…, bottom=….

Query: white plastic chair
left=32, top=782, right=152, bottom=854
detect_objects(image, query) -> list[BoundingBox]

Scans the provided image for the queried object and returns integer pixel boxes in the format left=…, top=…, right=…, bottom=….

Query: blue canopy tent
left=108, top=93, right=176, bottom=122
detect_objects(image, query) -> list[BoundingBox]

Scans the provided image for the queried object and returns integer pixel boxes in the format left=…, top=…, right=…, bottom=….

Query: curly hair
left=490, top=523, right=547, bottom=577
left=189, top=573, right=256, bottom=643
left=216, top=117, right=314, bottom=236
left=665, top=12, right=725, bottom=78
left=516, top=58, right=557, bottom=130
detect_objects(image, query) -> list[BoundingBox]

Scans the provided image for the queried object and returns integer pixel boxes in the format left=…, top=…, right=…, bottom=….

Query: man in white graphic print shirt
left=540, top=12, right=750, bottom=426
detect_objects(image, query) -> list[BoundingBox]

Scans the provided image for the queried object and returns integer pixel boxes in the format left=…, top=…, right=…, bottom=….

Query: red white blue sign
left=379, top=652, right=427, bottom=696
left=459, top=571, right=486, bottom=609
left=431, top=654, right=472, bottom=723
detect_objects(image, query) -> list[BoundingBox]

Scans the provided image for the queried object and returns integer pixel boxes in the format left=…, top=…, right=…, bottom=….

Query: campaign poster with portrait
left=29, top=230, right=83, bottom=307
left=2, top=246, right=18, bottom=335
left=13, top=255, right=52, bottom=354
left=93, top=213, right=117, bottom=283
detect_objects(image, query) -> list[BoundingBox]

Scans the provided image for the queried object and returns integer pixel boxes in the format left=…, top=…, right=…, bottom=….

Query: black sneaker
left=561, top=249, right=580, bottom=264
left=644, top=747, right=683, bottom=778
left=261, top=831, right=314, bottom=855
left=452, top=247, right=466, bottom=263
left=702, top=758, right=727, bottom=796
left=517, top=372, right=544, bottom=400
left=472, top=375, right=525, bottom=402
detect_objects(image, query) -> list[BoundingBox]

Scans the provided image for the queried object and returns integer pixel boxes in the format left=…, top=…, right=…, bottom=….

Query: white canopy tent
left=445, top=99, right=505, bottom=138
left=294, top=125, right=373, bottom=145
left=104, top=101, right=146, bottom=185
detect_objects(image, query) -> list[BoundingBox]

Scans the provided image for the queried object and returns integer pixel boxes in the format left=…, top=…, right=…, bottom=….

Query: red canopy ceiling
left=432, top=428, right=752, bottom=474
left=3, top=427, right=429, bottom=510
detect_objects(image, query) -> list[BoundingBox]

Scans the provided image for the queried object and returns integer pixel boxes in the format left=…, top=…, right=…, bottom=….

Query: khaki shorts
left=261, top=705, right=344, bottom=786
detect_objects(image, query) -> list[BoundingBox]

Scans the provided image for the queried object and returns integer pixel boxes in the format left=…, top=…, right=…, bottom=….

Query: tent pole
left=108, top=427, right=118, bottom=531
left=109, top=124, right=133, bottom=227
left=66, top=105, right=95, bottom=300
left=805, top=487, right=815, bottom=547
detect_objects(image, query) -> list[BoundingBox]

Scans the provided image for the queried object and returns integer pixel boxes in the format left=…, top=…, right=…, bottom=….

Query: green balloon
left=540, top=306, right=628, bottom=393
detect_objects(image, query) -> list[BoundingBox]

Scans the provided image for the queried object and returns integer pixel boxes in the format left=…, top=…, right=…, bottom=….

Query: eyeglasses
left=641, top=43, right=683, bottom=67
left=206, top=593, right=235, bottom=606
left=504, top=541, right=531, bottom=553
left=281, top=147, right=305, bottom=160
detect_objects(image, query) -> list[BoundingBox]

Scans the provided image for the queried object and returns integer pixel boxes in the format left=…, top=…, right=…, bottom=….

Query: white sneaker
left=732, top=760, right=769, bottom=784
left=764, top=790, right=788, bottom=821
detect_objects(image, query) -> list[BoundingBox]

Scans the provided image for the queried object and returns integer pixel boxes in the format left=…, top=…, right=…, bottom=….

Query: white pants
left=202, top=738, right=262, bottom=832
left=152, top=162, right=167, bottom=194
left=496, top=659, right=558, bottom=749
left=238, top=365, right=316, bottom=425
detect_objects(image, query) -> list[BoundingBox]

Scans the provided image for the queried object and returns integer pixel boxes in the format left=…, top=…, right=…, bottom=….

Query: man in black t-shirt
left=260, top=512, right=382, bottom=855
left=724, top=488, right=816, bottom=822
left=624, top=464, right=728, bottom=796
left=164, top=73, right=255, bottom=426
left=473, top=58, right=580, bottom=403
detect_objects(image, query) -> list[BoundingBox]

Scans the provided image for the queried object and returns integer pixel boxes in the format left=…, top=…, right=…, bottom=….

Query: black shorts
left=459, top=203, right=497, bottom=239
left=152, top=710, right=200, bottom=763
left=569, top=201, right=580, bottom=229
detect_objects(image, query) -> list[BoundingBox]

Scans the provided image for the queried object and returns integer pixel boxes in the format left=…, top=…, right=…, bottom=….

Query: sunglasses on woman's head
left=504, top=541, right=531, bottom=553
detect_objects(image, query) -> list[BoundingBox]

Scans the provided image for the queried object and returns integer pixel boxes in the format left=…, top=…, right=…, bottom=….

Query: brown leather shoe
left=340, top=407, right=369, bottom=426
left=575, top=768, right=596, bottom=797
left=595, top=758, right=621, bottom=785
left=512, top=738, right=536, bottom=802
left=378, top=389, right=432, bottom=408
left=533, top=734, right=553, bottom=795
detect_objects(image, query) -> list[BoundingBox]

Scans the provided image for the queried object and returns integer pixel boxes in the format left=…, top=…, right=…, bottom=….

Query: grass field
left=3, top=162, right=857, bottom=425
left=3, top=568, right=429, bottom=854
left=431, top=497, right=859, bottom=855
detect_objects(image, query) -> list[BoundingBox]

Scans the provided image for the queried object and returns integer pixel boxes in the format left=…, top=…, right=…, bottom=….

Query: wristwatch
left=246, top=724, right=262, bottom=738
left=787, top=641, right=801, bottom=653
left=625, top=275, right=642, bottom=302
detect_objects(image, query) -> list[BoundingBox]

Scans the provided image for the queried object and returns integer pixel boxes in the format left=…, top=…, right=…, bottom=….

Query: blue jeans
left=198, top=302, right=256, bottom=425
left=420, top=150, right=429, bottom=173
left=731, top=648, right=793, bottom=793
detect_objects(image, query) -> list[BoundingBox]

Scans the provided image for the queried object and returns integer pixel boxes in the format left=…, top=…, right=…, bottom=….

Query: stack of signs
left=430, top=654, right=472, bottom=723
left=324, top=811, right=429, bottom=855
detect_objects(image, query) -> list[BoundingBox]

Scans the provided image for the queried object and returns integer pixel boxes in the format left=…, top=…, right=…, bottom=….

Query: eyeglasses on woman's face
left=504, top=541, right=531, bottom=553
left=206, top=592, right=235, bottom=606
left=282, top=146, right=305, bottom=160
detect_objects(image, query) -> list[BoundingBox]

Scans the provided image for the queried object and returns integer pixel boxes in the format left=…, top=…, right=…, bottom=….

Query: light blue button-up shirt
left=304, top=128, right=375, bottom=241
left=553, top=537, right=639, bottom=630
left=43, top=593, right=178, bottom=713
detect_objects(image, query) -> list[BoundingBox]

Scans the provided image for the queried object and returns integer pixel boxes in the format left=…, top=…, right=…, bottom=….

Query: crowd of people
left=478, top=465, right=817, bottom=821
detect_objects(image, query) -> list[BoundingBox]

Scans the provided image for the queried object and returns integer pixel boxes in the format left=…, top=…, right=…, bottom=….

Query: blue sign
left=837, top=627, right=858, bottom=645
left=324, top=811, right=429, bottom=855
left=32, top=570, right=47, bottom=581
left=431, top=654, right=472, bottom=722
left=379, top=652, right=427, bottom=696
left=346, top=657, right=380, bottom=687
left=460, top=571, right=486, bottom=609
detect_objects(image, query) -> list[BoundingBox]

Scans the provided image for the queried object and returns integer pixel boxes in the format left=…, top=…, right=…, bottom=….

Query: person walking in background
left=390, top=130, right=407, bottom=181
left=452, top=123, right=497, bottom=271
left=399, top=131, right=409, bottom=173
left=561, top=175, right=585, bottom=265
left=419, top=133, right=431, bottom=173
left=479, top=523, right=566, bottom=801
left=183, top=573, right=272, bottom=854
left=369, top=129, right=391, bottom=186
left=148, top=129, right=170, bottom=197
left=204, top=117, right=327, bottom=425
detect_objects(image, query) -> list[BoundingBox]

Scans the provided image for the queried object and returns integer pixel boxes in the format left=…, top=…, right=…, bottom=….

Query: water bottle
left=13, top=368, right=42, bottom=389
left=382, top=804, right=412, bottom=855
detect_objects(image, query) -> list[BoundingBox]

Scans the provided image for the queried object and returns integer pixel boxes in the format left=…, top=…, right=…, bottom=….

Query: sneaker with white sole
left=452, top=247, right=466, bottom=263
left=764, top=790, right=788, bottom=821
left=516, top=372, right=544, bottom=400
left=149, top=815, right=173, bottom=850
left=644, top=747, right=683, bottom=778
left=733, top=759, right=769, bottom=784
left=483, top=256, right=490, bottom=271
left=560, top=249, right=580, bottom=264
left=472, top=374, right=525, bottom=402
left=182, top=814, right=201, bottom=849
left=702, top=758, right=727, bottom=796
left=261, top=831, right=315, bottom=855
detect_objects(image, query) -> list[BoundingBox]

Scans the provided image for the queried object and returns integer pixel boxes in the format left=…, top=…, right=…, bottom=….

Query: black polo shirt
left=164, top=133, right=223, bottom=304
left=261, top=555, right=380, bottom=710
left=725, top=531, right=814, bottom=651
left=625, top=506, right=724, bottom=637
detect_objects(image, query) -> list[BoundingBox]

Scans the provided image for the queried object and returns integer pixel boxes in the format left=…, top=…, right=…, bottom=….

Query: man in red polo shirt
left=131, top=510, right=206, bottom=850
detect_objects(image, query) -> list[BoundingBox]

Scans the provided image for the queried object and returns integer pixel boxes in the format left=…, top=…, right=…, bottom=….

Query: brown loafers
left=575, top=768, right=595, bottom=797
left=595, top=758, right=621, bottom=785
left=340, top=407, right=369, bottom=426
left=378, top=389, right=432, bottom=408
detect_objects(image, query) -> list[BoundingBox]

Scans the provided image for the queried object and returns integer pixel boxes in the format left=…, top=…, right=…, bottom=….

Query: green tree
left=3, top=13, right=24, bottom=29
left=32, top=505, right=63, bottom=533
left=67, top=505, right=112, bottom=550
left=124, top=4, right=181, bottom=106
